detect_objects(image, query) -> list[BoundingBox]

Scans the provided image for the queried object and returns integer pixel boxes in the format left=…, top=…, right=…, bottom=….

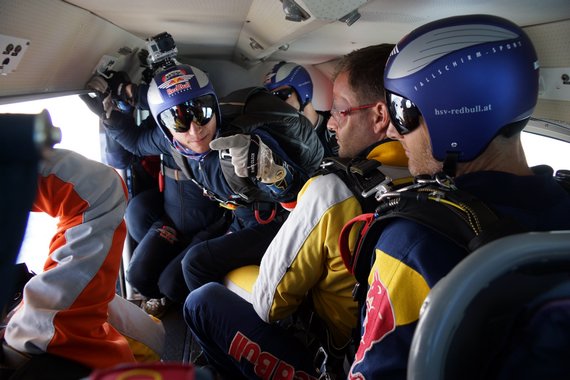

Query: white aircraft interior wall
left=0, top=0, right=145, bottom=104
left=526, top=19, right=570, bottom=124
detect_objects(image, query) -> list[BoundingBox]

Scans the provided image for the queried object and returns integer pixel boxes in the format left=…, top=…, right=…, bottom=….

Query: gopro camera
left=146, top=32, right=178, bottom=70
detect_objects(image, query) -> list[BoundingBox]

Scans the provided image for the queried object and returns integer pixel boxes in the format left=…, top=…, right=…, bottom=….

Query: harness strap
left=338, top=213, right=375, bottom=273
left=161, top=165, right=190, bottom=181
left=317, top=157, right=396, bottom=213
left=342, top=177, right=528, bottom=294
left=169, top=147, right=243, bottom=208
left=360, top=188, right=523, bottom=286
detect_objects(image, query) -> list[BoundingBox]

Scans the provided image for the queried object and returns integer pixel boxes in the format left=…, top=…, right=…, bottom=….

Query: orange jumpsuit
left=5, top=149, right=137, bottom=369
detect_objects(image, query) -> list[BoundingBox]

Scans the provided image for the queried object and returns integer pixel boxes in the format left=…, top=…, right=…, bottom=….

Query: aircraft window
left=521, top=130, right=570, bottom=173
left=0, top=95, right=101, bottom=274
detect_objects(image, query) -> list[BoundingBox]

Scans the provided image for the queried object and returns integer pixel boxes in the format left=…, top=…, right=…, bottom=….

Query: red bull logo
left=162, top=68, right=187, bottom=82
left=349, top=270, right=396, bottom=379
left=165, top=82, right=191, bottom=95
left=158, top=72, right=195, bottom=96
left=167, top=76, right=185, bottom=85
left=228, top=331, right=317, bottom=380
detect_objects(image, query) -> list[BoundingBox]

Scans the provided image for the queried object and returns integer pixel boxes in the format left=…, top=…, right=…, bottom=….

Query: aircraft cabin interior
left=1, top=0, right=570, bottom=379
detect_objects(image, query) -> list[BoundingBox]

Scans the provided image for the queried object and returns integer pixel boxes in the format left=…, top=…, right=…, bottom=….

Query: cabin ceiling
left=1, top=0, right=569, bottom=104
left=64, top=0, right=570, bottom=67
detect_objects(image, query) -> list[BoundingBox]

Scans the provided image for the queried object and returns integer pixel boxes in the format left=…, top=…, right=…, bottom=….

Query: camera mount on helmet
left=145, top=32, right=178, bottom=73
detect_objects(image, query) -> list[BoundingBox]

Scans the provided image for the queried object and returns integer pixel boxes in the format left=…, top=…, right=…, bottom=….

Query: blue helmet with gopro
left=384, top=14, right=539, bottom=162
left=263, top=61, right=313, bottom=109
left=147, top=64, right=220, bottom=143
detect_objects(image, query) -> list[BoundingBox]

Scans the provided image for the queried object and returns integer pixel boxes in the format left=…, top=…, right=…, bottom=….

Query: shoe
left=142, top=297, right=172, bottom=319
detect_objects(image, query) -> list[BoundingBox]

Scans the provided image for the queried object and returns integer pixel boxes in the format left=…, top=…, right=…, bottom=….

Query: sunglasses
left=271, top=87, right=295, bottom=102
left=386, top=91, right=422, bottom=135
left=330, top=103, right=376, bottom=125
left=158, top=94, right=217, bottom=133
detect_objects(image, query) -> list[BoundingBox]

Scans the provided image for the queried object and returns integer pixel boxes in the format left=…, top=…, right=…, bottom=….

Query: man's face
left=158, top=95, right=218, bottom=154
left=172, top=116, right=217, bottom=154
left=387, top=119, right=443, bottom=176
left=327, top=71, right=378, bottom=158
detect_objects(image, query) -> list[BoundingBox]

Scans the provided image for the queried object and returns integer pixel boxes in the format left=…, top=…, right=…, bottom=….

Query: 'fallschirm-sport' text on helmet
left=384, top=14, right=539, bottom=162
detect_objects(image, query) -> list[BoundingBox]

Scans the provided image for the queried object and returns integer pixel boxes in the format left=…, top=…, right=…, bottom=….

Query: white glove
left=209, top=134, right=286, bottom=183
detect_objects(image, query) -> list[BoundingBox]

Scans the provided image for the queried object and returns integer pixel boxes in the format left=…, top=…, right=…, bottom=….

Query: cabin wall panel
left=0, top=0, right=144, bottom=103
left=525, top=19, right=570, bottom=124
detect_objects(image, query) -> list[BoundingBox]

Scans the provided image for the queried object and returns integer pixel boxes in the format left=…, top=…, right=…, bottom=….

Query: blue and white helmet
left=263, top=61, right=313, bottom=108
left=384, top=14, right=539, bottom=162
left=147, top=64, right=219, bottom=140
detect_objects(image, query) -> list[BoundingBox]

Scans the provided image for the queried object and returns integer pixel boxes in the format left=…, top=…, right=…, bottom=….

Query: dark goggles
left=386, top=91, right=422, bottom=135
left=271, top=87, right=295, bottom=102
left=158, top=94, right=217, bottom=133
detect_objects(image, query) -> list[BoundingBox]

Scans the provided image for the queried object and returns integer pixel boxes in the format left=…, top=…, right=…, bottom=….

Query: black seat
left=407, top=231, right=570, bottom=380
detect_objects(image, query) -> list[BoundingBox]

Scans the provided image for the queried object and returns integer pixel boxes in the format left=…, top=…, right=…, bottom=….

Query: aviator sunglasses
left=271, top=87, right=295, bottom=102
left=386, top=91, right=422, bottom=135
left=158, top=94, right=217, bottom=133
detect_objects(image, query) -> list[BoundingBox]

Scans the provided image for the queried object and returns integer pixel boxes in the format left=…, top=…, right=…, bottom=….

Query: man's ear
left=372, top=101, right=390, bottom=134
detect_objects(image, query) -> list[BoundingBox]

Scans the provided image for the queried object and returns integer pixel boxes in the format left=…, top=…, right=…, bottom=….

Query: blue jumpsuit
left=103, top=110, right=302, bottom=301
left=349, top=168, right=570, bottom=379
left=103, top=114, right=225, bottom=302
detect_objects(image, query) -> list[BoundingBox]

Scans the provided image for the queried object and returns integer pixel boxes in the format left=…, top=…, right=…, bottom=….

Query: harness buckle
left=314, top=346, right=344, bottom=380
left=314, top=347, right=331, bottom=380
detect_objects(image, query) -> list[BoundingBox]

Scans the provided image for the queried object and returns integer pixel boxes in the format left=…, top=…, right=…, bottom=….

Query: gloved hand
left=86, top=74, right=109, bottom=94
left=79, top=91, right=113, bottom=119
left=82, top=74, right=113, bottom=119
left=106, top=71, right=137, bottom=106
left=83, top=71, right=136, bottom=118
left=209, top=134, right=287, bottom=184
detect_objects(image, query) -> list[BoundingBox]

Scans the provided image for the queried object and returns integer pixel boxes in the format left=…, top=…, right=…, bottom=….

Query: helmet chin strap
left=443, top=152, right=459, bottom=178
left=294, top=89, right=306, bottom=112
